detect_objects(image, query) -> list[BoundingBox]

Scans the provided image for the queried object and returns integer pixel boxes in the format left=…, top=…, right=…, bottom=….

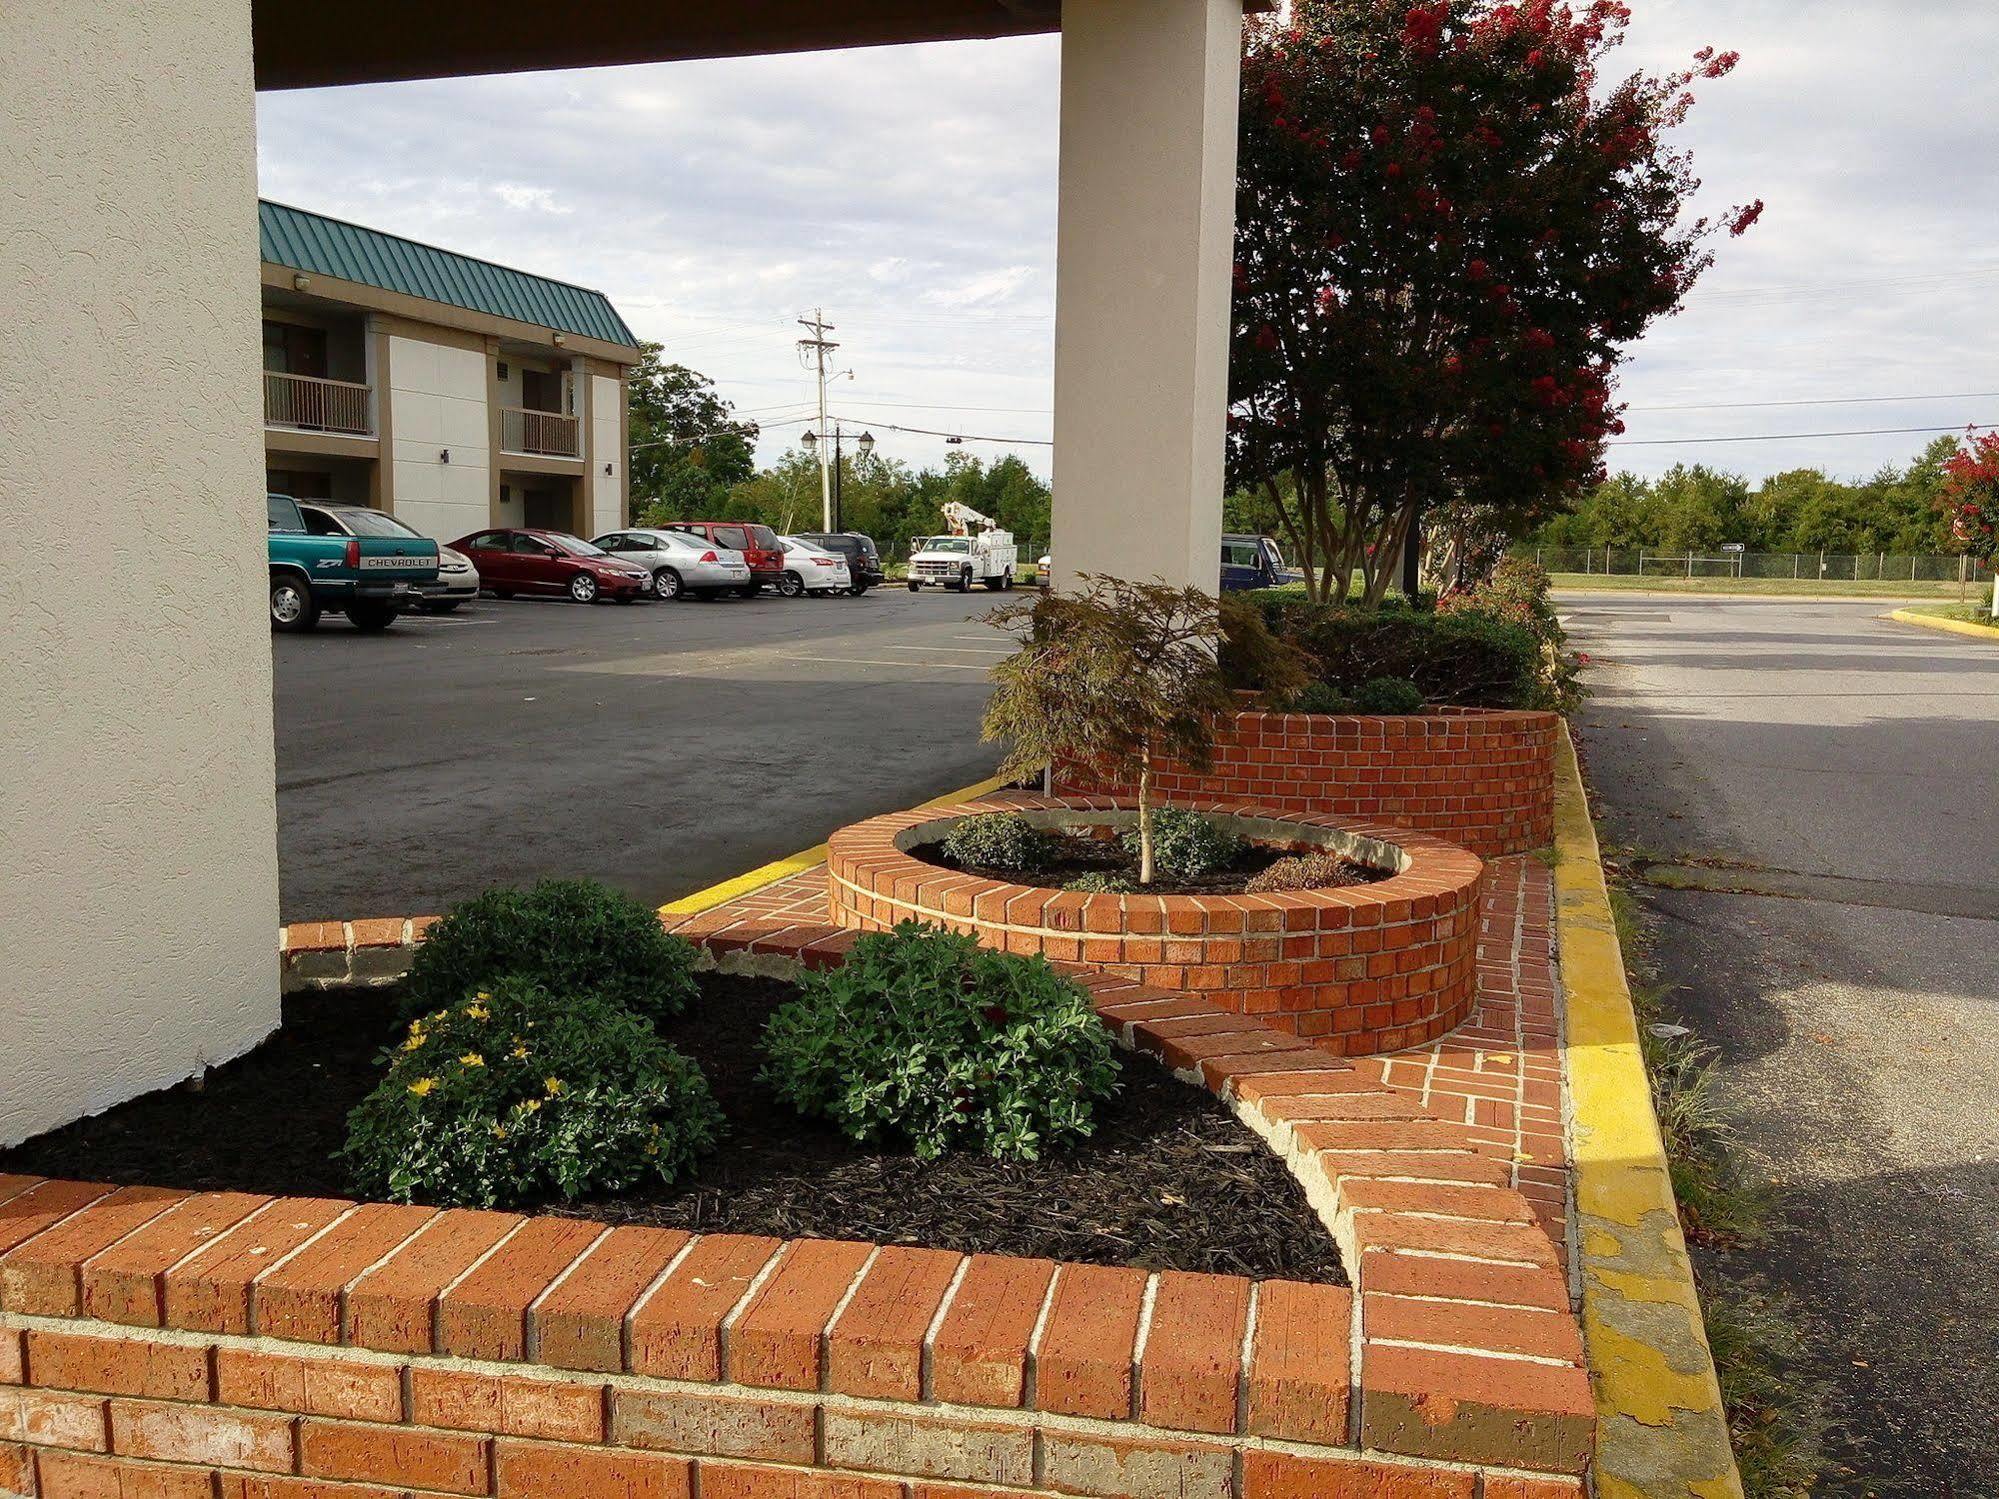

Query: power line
left=836, top=416, right=1051, bottom=446
left=1628, top=390, right=1999, bottom=413
left=1609, top=422, right=1991, bottom=447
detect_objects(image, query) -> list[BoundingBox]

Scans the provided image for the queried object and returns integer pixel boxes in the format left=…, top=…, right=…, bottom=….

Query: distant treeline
left=1530, top=434, right=1962, bottom=555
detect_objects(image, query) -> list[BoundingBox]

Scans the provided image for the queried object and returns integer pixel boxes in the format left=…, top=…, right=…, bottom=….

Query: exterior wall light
left=292, top=273, right=310, bottom=291
left=439, top=449, right=450, bottom=463
left=604, top=463, right=614, bottom=475
left=552, top=331, right=566, bottom=346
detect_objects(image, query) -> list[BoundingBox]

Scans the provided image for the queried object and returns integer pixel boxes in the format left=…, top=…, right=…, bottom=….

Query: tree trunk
left=1137, top=745, right=1155, bottom=886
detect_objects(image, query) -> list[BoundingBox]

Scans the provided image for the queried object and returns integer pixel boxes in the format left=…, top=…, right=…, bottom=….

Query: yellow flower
left=459, top=1052, right=485, bottom=1069
left=407, top=1077, right=438, bottom=1098
left=490, top=1123, right=508, bottom=1140
left=475, top=991, right=491, bottom=1002
left=463, top=1003, right=490, bottom=1021
left=510, top=1042, right=530, bottom=1061
left=400, top=1032, right=426, bottom=1053
left=543, top=1076, right=565, bottom=1097
left=515, top=1097, right=542, bottom=1116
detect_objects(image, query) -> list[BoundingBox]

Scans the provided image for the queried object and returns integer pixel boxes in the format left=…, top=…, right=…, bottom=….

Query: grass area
left=1896, top=601, right=1999, bottom=625
left=1601, top=861, right=1833, bottom=1497
left=1549, top=571, right=1967, bottom=598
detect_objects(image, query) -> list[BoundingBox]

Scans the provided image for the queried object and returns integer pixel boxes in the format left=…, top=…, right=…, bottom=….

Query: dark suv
left=795, top=532, right=884, bottom=595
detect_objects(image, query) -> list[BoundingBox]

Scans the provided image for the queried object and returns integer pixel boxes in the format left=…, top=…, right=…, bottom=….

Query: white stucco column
left=1, top=0, right=279, bottom=1144
left=1049, top=0, right=1243, bottom=593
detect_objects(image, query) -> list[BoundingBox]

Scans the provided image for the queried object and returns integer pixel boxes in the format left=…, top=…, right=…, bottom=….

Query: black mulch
left=1, top=973, right=1344, bottom=1286
left=918, top=831, right=1386, bottom=896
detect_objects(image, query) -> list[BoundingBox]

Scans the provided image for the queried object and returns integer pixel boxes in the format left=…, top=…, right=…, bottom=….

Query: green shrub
left=1226, top=592, right=1545, bottom=708
left=1354, top=676, right=1426, bottom=714
left=940, top=812, right=1054, bottom=873
left=1064, top=871, right=1137, bottom=895
left=1288, top=681, right=1358, bottom=715
left=345, top=977, right=722, bottom=1208
left=403, top=879, right=699, bottom=1025
left=1243, top=852, right=1363, bottom=893
left=1121, top=807, right=1245, bottom=877
left=760, top=922, right=1118, bottom=1161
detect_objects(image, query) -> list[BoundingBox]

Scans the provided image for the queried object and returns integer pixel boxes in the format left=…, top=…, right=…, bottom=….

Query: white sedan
left=776, top=537, right=853, bottom=598
left=591, top=528, right=754, bottom=600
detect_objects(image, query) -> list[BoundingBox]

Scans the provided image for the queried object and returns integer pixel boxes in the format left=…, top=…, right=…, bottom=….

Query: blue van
left=1221, top=533, right=1300, bottom=591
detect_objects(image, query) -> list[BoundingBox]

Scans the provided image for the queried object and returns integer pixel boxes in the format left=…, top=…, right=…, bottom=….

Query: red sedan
left=450, top=528, right=653, bottom=604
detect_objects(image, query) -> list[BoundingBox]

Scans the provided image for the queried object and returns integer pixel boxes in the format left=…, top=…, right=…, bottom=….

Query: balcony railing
left=264, top=370, right=373, bottom=436
left=502, top=406, right=580, bottom=458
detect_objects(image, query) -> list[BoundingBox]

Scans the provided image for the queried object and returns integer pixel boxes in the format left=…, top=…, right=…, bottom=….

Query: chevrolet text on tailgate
left=266, top=493, right=441, bottom=632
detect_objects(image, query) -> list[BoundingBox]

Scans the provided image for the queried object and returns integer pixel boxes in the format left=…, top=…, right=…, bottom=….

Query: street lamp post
left=799, top=424, right=875, bottom=532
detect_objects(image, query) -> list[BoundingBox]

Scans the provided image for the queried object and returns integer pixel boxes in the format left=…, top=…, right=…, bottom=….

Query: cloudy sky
left=256, top=1, right=1999, bottom=486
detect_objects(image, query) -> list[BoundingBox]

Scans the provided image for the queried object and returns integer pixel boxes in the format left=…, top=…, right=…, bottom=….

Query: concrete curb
left=1552, top=724, right=1742, bottom=1498
left=1887, top=605, right=1999, bottom=642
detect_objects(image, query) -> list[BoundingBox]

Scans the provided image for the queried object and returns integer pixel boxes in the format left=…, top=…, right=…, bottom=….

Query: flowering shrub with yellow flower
left=344, top=974, right=721, bottom=1208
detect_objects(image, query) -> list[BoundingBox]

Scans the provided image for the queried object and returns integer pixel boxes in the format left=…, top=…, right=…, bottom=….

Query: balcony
left=264, top=370, right=373, bottom=436
left=501, top=406, right=579, bottom=458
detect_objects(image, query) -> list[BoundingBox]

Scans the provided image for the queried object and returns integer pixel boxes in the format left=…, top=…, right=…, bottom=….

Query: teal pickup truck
left=266, top=493, right=440, bottom=632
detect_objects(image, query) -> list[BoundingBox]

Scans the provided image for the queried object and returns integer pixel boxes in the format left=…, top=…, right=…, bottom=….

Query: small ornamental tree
left=1938, top=430, right=1999, bottom=615
left=983, top=576, right=1308, bottom=884
left=1231, top=0, right=1760, bottom=603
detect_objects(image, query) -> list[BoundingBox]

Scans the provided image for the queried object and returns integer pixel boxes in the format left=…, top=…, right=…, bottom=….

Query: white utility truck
left=906, top=502, right=1019, bottom=592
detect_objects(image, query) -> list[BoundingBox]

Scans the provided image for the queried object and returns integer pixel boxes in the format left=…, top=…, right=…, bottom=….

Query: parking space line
left=657, top=772, right=1008, bottom=918
left=881, top=644, right=1013, bottom=656
left=791, top=654, right=994, bottom=671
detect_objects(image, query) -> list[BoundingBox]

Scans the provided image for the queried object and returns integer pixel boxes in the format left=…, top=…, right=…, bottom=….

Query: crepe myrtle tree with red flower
left=1229, top=0, right=1761, bottom=604
left=1937, top=428, right=1999, bottom=615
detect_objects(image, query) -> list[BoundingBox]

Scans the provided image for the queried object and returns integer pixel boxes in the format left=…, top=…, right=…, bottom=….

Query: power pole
left=797, top=310, right=838, bottom=531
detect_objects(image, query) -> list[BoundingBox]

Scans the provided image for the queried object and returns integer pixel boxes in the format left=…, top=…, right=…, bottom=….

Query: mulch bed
left=1, top=973, right=1344, bottom=1286
left=919, top=831, right=1386, bottom=896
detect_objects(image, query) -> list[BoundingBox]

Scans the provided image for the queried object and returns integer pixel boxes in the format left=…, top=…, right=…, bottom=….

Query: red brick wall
left=826, top=798, right=1484, bottom=1055
left=0, top=1164, right=1583, bottom=1499
left=1052, top=708, right=1560, bottom=859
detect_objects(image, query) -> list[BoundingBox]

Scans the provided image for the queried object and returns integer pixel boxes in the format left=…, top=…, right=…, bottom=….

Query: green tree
left=626, top=344, right=759, bottom=521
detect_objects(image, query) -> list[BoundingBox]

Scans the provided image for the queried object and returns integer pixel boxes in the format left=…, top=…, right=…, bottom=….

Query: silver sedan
left=591, top=528, right=755, bottom=600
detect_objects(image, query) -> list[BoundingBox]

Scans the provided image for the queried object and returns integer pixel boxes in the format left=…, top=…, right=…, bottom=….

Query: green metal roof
left=259, top=199, right=639, bottom=349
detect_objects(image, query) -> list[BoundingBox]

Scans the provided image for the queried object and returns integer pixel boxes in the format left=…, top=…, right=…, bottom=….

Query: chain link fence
left=1524, top=545, right=1986, bottom=585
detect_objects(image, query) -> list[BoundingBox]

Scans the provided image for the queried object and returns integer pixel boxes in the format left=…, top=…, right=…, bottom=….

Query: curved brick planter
left=826, top=797, right=1484, bottom=1055
left=1053, top=706, right=1560, bottom=859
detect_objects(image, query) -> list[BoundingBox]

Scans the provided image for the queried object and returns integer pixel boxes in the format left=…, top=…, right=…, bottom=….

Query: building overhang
left=253, top=0, right=1065, bottom=89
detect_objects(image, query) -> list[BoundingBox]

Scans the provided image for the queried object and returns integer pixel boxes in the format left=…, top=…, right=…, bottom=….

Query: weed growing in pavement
left=1599, top=832, right=1833, bottom=1497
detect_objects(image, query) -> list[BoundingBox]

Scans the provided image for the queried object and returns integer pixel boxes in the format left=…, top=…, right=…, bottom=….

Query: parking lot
left=273, top=588, right=1014, bottom=921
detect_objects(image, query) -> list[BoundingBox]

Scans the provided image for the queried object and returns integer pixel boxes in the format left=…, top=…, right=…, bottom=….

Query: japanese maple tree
left=1229, top=0, right=1760, bottom=602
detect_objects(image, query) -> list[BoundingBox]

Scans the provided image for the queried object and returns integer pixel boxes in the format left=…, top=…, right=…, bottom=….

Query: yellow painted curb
left=658, top=773, right=1010, bottom=918
left=1554, top=725, right=1743, bottom=1499
left=1888, top=606, right=1999, bottom=642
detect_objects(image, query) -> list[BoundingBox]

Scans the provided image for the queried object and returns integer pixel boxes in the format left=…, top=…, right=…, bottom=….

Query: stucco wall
left=1049, top=0, right=1241, bottom=593
left=388, top=336, right=493, bottom=543
left=589, top=373, right=624, bottom=534
left=0, top=0, right=280, bottom=1144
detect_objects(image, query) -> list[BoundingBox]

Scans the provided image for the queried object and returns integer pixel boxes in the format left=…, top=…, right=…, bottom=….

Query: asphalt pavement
left=272, top=586, right=1015, bottom=921
left=1565, top=594, right=1999, bottom=1496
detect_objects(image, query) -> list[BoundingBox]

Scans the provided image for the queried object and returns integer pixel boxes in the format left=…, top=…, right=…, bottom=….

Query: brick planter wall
left=5, top=912, right=1592, bottom=1499
left=825, top=798, right=1484, bottom=1055
left=1052, top=708, right=1560, bottom=859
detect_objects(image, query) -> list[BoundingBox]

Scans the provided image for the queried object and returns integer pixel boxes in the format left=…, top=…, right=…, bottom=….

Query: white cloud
left=490, top=183, right=571, bottom=214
